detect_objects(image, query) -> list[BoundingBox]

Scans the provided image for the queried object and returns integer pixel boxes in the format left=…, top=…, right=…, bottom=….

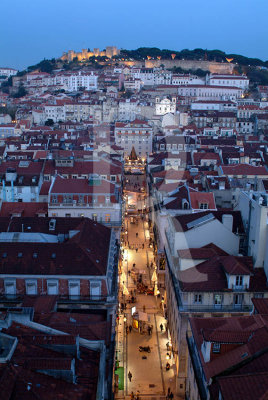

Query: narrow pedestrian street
left=115, top=172, right=179, bottom=400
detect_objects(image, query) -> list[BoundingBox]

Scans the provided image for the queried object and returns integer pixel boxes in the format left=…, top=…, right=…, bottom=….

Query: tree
left=45, top=118, right=54, bottom=126
left=0, top=106, right=17, bottom=120
left=121, top=90, right=132, bottom=99
left=12, top=84, right=27, bottom=98
left=1, top=76, right=13, bottom=93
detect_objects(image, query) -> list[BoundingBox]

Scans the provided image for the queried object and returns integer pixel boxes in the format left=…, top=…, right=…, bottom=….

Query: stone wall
left=144, top=59, right=234, bottom=73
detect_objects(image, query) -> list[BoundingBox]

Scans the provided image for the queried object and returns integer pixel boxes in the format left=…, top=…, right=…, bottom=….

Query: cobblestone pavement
left=115, top=174, right=182, bottom=400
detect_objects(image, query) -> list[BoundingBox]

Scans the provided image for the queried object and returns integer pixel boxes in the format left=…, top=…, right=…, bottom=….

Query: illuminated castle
left=60, top=46, right=120, bottom=62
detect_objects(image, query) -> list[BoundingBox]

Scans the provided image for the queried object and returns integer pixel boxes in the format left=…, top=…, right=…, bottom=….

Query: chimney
left=222, top=214, right=233, bottom=232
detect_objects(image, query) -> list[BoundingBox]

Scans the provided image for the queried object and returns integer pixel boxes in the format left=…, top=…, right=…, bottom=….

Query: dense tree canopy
left=119, top=47, right=268, bottom=67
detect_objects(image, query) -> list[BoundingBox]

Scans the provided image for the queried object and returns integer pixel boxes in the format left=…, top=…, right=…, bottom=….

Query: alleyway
left=115, top=173, right=179, bottom=400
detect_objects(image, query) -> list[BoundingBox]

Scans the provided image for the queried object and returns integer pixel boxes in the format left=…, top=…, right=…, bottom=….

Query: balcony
left=179, top=303, right=253, bottom=313
left=231, top=284, right=248, bottom=291
left=0, top=294, right=117, bottom=305
left=49, top=202, right=119, bottom=209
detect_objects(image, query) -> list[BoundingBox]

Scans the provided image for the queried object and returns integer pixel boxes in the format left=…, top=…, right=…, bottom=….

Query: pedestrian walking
left=166, top=387, right=171, bottom=399
left=126, top=326, right=129, bottom=334
left=136, top=232, right=138, bottom=238
left=136, top=248, right=138, bottom=253
left=147, top=326, right=151, bottom=335
left=131, top=392, right=134, bottom=400
left=128, top=371, right=132, bottom=382
left=142, top=243, right=144, bottom=249
left=136, top=390, right=140, bottom=400
left=143, top=305, right=146, bottom=312
left=160, top=323, right=164, bottom=332
left=166, top=341, right=170, bottom=351
left=169, top=392, right=174, bottom=400
left=129, top=325, right=132, bottom=333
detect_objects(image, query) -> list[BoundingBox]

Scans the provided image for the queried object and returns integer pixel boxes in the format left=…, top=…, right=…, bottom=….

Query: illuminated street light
left=121, top=271, right=126, bottom=283
left=123, top=285, right=129, bottom=296
left=151, top=269, right=157, bottom=283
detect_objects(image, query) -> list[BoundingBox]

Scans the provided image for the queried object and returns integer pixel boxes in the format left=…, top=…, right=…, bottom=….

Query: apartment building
left=48, top=175, right=122, bottom=229
left=207, top=73, right=249, bottom=90
left=178, top=85, right=243, bottom=100
left=114, top=119, right=153, bottom=158
left=186, top=313, right=268, bottom=400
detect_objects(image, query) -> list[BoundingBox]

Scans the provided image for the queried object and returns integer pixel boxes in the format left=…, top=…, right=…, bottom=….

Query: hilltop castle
left=60, top=46, right=120, bottom=62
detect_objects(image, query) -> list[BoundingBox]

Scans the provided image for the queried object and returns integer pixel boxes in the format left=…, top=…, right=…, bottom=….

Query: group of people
left=130, top=390, right=140, bottom=400
left=166, top=387, right=174, bottom=400
left=126, top=325, right=133, bottom=334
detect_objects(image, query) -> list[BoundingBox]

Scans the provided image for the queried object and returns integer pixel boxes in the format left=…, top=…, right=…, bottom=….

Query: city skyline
left=0, top=0, right=268, bottom=70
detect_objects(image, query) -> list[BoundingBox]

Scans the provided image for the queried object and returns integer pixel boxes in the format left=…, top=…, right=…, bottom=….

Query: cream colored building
left=155, top=96, right=176, bottom=115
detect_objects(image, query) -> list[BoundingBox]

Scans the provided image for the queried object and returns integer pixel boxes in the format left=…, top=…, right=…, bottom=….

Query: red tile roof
left=0, top=202, right=48, bottom=217
left=177, top=244, right=227, bottom=260
left=189, top=192, right=216, bottom=210
left=220, top=164, right=268, bottom=176
left=51, top=176, right=117, bottom=196
left=0, top=218, right=111, bottom=276
left=221, top=255, right=252, bottom=275
left=252, top=298, right=268, bottom=315
left=217, top=373, right=268, bottom=400
left=189, top=314, right=268, bottom=386
left=178, top=255, right=254, bottom=292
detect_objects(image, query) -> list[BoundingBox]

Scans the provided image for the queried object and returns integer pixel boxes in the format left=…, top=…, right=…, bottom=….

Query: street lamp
left=123, top=285, right=129, bottom=296
left=121, top=271, right=126, bottom=284
left=151, top=269, right=157, bottom=283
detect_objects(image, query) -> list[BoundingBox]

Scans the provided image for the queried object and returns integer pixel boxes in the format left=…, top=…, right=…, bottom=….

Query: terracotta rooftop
left=217, top=373, right=268, bottom=400
left=189, top=314, right=268, bottom=388
left=0, top=202, right=48, bottom=217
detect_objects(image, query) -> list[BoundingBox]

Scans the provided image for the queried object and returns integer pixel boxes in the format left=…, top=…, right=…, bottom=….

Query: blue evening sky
left=0, top=0, right=267, bottom=70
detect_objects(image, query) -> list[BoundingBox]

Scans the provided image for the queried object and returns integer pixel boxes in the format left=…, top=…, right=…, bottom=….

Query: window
left=212, top=343, right=221, bottom=353
left=234, top=293, right=243, bottom=306
left=214, top=294, right=222, bottom=308
left=26, top=279, right=37, bottom=295
left=4, top=279, right=16, bottom=297
left=47, top=279, right=58, bottom=295
left=199, top=202, right=208, bottom=209
left=235, top=276, right=243, bottom=287
left=194, top=294, right=202, bottom=304
left=92, top=214, right=97, bottom=222
left=254, top=293, right=264, bottom=298
left=105, top=214, right=111, bottom=223
left=90, top=281, right=101, bottom=300
left=68, top=280, right=80, bottom=299
left=51, top=195, right=58, bottom=203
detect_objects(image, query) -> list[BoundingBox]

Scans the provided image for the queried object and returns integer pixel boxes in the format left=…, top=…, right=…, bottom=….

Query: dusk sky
left=1, top=0, right=267, bottom=70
